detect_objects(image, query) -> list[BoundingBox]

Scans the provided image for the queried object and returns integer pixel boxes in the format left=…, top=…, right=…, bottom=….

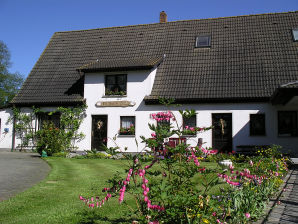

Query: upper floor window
left=278, top=111, right=298, bottom=137
left=196, top=35, right=211, bottom=48
left=105, top=74, right=127, bottom=96
left=292, top=28, right=298, bottom=41
left=250, top=114, right=266, bottom=136
left=182, top=114, right=197, bottom=136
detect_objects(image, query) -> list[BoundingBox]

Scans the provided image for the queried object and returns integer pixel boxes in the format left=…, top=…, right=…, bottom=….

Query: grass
left=0, top=158, right=222, bottom=224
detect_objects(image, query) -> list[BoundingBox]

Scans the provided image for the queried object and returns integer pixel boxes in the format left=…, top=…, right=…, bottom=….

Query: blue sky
left=1, top=0, right=298, bottom=78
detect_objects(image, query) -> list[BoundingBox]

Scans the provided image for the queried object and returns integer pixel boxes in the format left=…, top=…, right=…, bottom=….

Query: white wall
left=77, top=68, right=157, bottom=152
left=78, top=68, right=298, bottom=156
left=0, top=108, right=13, bottom=150
left=3, top=69, right=297, bottom=156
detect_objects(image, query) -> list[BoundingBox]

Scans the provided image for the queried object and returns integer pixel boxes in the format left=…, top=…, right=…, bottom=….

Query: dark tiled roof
left=11, top=11, right=298, bottom=105
left=78, top=57, right=163, bottom=72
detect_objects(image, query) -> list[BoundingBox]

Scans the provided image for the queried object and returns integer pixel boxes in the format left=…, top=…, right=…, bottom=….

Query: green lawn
left=0, top=158, right=221, bottom=224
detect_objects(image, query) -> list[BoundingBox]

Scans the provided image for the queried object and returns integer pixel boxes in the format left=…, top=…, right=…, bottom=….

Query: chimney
left=160, top=11, right=167, bottom=23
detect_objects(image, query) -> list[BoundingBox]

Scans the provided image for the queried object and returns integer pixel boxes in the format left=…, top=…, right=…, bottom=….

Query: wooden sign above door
left=95, top=101, right=136, bottom=107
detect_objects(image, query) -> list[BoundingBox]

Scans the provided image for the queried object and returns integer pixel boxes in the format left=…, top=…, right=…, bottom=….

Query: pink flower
left=185, top=126, right=189, bottom=129
left=144, top=196, right=148, bottom=202
left=212, top=212, right=217, bottom=216
left=149, top=221, right=159, bottom=224
left=245, top=213, right=250, bottom=218
left=151, top=133, right=156, bottom=138
left=190, top=127, right=195, bottom=131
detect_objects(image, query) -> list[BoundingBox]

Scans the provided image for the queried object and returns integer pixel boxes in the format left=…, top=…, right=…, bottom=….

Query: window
left=120, top=116, right=135, bottom=135
left=196, top=35, right=211, bottom=47
left=250, top=114, right=266, bottom=136
left=105, top=74, right=127, bottom=96
left=182, top=115, right=197, bottom=135
left=278, top=111, right=298, bottom=137
left=38, top=113, right=60, bottom=130
left=157, top=120, right=170, bottom=128
left=292, top=28, right=298, bottom=41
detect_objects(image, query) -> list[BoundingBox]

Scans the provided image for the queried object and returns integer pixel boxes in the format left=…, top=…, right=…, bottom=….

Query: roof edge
left=144, top=97, right=270, bottom=105
left=10, top=100, right=85, bottom=107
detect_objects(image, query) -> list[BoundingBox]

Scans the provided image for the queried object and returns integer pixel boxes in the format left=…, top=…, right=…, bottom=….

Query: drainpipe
left=11, top=115, right=15, bottom=152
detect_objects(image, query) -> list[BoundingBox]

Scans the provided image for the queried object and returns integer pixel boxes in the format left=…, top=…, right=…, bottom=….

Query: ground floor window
left=37, top=112, right=60, bottom=130
left=250, top=114, right=266, bottom=136
left=182, top=115, right=197, bottom=135
left=278, top=111, right=298, bottom=137
left=119, top=116, right=135, bottom=135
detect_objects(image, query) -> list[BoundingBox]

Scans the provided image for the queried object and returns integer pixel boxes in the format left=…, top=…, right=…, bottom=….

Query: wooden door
left=91, top=115, right=108, bottom=151
left=212, top=113, right=232, bottom=153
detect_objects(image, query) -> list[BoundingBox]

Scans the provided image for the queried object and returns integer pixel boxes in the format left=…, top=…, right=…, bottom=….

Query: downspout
left=11, top=115, right=16, bottom=152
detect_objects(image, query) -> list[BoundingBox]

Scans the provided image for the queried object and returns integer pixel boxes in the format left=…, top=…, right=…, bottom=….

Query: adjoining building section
left=1, top=11, right=298, bottom=156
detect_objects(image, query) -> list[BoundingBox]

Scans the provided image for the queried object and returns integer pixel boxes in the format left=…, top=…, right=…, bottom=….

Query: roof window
left=292, top=28, right=298, bottom=41
left=196, top=35, right=211, bottom=48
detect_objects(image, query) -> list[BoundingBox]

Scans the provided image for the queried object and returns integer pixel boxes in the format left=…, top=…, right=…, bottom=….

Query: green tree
left=0, top=40, right=24, bottom=107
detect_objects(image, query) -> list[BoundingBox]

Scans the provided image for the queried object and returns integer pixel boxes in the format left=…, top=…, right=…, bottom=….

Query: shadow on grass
left=77, top=210, right=133, bottom=224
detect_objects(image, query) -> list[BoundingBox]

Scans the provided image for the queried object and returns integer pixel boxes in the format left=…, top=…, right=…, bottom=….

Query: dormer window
left=292, top=28, right=298, bottom=41
left=196, top=35, right=211, bottom=48
left=105, top=74, right=127, bottom=96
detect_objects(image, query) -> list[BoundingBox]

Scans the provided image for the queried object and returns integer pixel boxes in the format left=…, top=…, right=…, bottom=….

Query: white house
left=1, top=11, right=298, bottom=156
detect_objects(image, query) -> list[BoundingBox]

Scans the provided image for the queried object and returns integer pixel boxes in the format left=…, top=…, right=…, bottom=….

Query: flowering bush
left=79, top=100, right=289, bottom=224
left=36, top=122, right=63, bottom=156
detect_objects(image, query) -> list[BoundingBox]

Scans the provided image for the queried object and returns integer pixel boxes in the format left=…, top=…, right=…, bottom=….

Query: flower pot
left=218, top=159, right=233, bottom=168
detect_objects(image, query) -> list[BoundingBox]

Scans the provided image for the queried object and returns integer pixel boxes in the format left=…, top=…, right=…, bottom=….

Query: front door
left=212, top=113, right=232, bottom=153
left=91, top=115, right=108, bottom=151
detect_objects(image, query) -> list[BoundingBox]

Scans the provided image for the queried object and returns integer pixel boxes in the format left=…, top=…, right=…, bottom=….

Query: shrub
left=36, top=122, right=63, bottom=156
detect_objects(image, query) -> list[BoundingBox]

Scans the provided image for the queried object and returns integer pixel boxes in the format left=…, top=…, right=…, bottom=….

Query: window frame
left=195, top=35, right=211, bottom=48
left=105, top=74, right=127, bottom=96
left=119, top=116, right=135, bottom=136
left=278, top=111, right=298, bottom=137
left=249, top=114, right=266, bottom=136
left=292, top=28, right=298, bottom=42
left=37, top=112, right=61, bottom=130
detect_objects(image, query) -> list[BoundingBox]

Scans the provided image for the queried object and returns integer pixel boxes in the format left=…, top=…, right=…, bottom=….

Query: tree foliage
left=0, top=40, right=24, bottom=107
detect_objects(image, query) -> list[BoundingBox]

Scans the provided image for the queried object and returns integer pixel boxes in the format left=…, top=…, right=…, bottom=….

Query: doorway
left=91, top=115, right=108, bottom=151
left=212, top=113, right=232, bottom=153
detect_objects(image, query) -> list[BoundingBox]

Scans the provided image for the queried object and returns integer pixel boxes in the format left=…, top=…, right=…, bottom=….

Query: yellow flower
left=202, top=218, right=209, bottom=223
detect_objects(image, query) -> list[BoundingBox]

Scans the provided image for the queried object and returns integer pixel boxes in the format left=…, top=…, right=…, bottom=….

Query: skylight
left=196, top=35, right=211, bottom=48
left=292, top=28, right=298, bottom=41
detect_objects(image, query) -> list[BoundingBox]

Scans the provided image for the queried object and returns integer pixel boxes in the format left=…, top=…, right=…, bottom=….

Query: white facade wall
left=1, top=69, right=297, bottom=156
left=0, top=108, right=13, bottom=150
left=76, top=68, right=298, bottom=156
